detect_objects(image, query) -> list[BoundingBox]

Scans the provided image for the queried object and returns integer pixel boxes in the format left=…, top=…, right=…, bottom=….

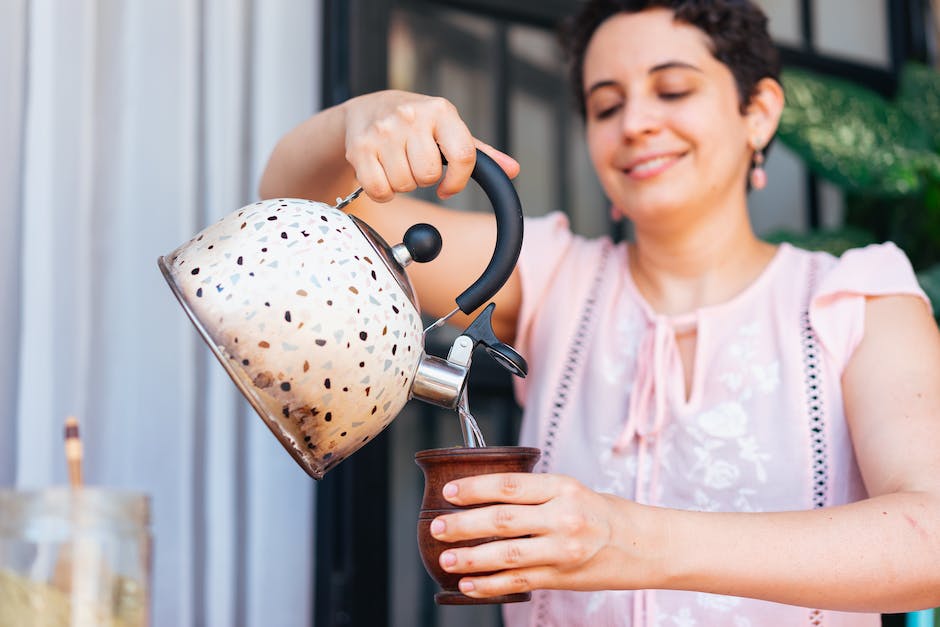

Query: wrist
left=336, top=95, right=354, bottom=129
left=601, top=497, right=679, bottom=590
left=635, top=503, right=682, bottom=589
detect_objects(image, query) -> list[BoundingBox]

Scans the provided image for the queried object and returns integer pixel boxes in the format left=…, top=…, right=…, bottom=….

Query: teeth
left=630, top=156, right=673, bottom=174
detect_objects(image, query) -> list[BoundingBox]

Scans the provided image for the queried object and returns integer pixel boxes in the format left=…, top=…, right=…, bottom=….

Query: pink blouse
left=504, top=212, right=930, bottom=627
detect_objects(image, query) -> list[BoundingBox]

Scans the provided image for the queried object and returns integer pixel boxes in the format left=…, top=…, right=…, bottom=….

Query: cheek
left=586, top=126, right=616, bottom=174
left=675, top=113, right=747, bottom=171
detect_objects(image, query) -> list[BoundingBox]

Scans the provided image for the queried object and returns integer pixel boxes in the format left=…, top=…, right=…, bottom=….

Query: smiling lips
left=623, top=153, right=684, bottom=179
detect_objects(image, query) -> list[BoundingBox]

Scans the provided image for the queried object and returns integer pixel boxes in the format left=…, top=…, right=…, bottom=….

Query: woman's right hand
left=260, top=89, right=524, bottom=337
left=341, top=90, right=519, bottom=203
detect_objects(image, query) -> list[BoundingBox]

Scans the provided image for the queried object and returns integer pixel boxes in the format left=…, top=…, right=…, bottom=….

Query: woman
left=260, top=1, right=940, bottom=624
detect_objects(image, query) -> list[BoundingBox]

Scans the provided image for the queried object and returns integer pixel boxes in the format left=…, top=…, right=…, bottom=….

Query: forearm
left=635, top=491, right=940, bottom=612
left=258, top=102, right=355, bottom=202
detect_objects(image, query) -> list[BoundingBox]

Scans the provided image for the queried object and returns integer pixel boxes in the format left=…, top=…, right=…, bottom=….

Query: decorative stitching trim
left=536, top=245, right=612, bottom=474
left=801, top=256, right=828, bottom=510
left=802, top=256, right=829, bottom=627
left=533, top=245, right=611, bottom=626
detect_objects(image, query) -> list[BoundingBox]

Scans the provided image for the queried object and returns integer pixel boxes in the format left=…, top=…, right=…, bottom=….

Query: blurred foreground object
left=0, top=488, right=151, bottom=626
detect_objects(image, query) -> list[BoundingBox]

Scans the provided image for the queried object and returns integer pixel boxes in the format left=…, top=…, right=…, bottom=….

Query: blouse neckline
left=621, top=242, right=792, bottom=328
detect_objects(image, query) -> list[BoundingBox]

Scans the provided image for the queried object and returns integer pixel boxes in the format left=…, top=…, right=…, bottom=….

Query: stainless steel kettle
left=158, top=150, right=526, bottom=479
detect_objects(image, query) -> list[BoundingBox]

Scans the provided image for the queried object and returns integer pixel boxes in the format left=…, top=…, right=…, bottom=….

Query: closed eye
left=593, top=103, right=622, bottom=120
left=659, top=91, right=691, bottom=101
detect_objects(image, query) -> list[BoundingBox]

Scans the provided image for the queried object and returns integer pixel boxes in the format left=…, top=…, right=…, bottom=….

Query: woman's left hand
left=430, top=473, right=662, bottom=598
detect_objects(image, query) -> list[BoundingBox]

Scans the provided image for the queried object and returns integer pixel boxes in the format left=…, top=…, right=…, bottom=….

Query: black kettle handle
left=448, top=149, right=524, bottom=314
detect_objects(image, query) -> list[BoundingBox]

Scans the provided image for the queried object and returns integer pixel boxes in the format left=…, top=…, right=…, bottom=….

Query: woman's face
left=583, top=9, right=755, bottom=227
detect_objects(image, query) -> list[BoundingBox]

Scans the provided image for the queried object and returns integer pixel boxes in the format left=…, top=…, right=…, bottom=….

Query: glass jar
left=0, top=487, right=151, bottom=626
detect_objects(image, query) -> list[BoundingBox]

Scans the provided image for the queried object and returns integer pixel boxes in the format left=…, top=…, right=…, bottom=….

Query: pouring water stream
left=424, top=309, right=487, bottom=448
left=457, top=388, right=486, bottom=448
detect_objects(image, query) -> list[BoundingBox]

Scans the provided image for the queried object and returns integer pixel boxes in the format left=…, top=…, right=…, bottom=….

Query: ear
left=745, top=77, right=785, bottom=149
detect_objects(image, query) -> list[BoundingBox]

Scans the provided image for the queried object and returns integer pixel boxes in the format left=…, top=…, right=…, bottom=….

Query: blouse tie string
left=614, top=315, right=675, bottom=453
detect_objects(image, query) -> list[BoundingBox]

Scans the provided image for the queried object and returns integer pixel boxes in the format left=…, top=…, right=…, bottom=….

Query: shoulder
left=521, top=212, right=613, bottom=257
left=513, top=212, right=621, bottom=398
left=802, top=241, right=931, bottom=368
left=519, top=212, right=618, bottom=289
left=814, top=242, right=928, bottom=306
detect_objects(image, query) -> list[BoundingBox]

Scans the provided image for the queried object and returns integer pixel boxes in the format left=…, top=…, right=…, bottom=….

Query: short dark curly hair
left=561, top=0, right=780, bottom=117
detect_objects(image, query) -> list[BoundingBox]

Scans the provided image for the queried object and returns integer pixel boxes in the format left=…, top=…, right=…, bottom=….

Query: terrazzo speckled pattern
left=162, top=198, right=424, bottom=478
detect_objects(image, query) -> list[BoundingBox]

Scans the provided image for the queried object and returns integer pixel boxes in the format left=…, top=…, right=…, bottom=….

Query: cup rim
left=414, top=446, right=540, bottom=461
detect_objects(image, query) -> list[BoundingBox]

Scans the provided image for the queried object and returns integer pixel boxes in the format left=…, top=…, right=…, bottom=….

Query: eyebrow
left=585, top=61, right=704, bottom=97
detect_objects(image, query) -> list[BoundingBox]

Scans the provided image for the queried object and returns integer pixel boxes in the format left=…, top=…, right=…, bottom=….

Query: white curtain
left=1, top=1, right=322, bottom=625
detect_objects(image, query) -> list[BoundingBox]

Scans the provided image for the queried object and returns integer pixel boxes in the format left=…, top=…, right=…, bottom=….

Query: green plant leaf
left=764, top=226, right=877, bottom=257
left=778, top=69, right=940, bottom=196
left=897, top=63, right=940, bottom=154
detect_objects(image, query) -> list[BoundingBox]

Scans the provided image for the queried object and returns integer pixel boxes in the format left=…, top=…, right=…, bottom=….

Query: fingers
left=431, top=134, right=522, bottom=198
left=352, top=154, right=395, bottom=203
left=434, top=117, right=476, bottom=199
left=355, top=138, right=438, bottom=202
left=344, top=92, right=518, bottom=203
left=377, top=144, right=418, bottom=195
left=474, top=139, right=521, bottom=180
left=343, top=95, right=458, bottom=201
left=438, top=534, right=590, bottom=576
left=443, top=472, right=567, bottom=507
left=456, top=566, right=554, bottom=598
left=432, top=503, right=550, bottom=543
left=428, top=476, right=623, bottom=599
left=440, top=537, right=541, bottom=574
left=405, top=133, right=444, bottom=188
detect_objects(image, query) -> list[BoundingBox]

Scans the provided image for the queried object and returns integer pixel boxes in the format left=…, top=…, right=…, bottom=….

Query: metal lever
left=410, top=303, right=527, bottom=410
left=459, top=303, right=528, bottom=377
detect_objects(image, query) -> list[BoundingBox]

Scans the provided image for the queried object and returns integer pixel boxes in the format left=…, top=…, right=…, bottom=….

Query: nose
left=619, top=96, right=661, bottom=141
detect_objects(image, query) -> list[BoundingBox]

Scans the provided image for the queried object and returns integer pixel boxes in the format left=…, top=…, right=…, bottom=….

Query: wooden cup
left=415, top=446, right=541, bottom=605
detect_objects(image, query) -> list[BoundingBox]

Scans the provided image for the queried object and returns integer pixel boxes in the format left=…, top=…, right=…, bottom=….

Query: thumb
left=473, top=139, right=521, bottom=179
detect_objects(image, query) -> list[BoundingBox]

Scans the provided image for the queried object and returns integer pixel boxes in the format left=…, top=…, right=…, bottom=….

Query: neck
left=628, top=200, right=776, bottom=316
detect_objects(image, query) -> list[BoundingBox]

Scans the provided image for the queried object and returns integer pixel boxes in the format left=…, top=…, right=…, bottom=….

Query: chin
left=617, top=191, right=688, bottom=223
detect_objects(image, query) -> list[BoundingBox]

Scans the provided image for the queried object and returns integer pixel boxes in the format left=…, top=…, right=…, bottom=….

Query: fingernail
left=443, top=483, right=458, bottom=498
left=430, top=518, right=445, bottom=536
left=441, top=552, right=456, bottom=568
left=459, top=580, right=475, bottom=594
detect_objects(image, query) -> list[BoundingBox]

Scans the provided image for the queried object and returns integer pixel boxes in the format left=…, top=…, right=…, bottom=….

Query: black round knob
left=403, top=223, right=442, bottom=263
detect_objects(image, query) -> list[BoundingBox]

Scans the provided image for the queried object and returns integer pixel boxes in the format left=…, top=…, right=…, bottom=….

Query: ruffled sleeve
left=809, top=242, right=931, bottom=368
left=512, top=212, right=575, bottom=401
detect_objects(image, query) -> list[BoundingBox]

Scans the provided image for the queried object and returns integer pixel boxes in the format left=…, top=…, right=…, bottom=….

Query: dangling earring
left=750, top=145, right=767, bottom=190
left=610, top=203, right=624, bottom=222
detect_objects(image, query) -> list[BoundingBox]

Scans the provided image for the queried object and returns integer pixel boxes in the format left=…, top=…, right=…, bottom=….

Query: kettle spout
left=410, top=352, right=470, bottom=409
